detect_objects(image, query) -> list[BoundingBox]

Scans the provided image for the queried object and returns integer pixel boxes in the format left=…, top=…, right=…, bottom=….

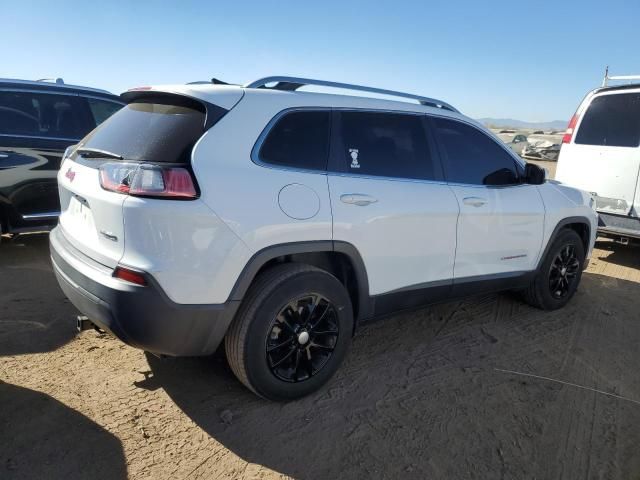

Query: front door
left=431, top=116, right=545, bottom=283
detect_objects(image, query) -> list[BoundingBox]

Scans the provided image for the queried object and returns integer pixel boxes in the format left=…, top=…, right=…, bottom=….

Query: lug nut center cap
left=298, top=331, right=310, bottom=345
left=561, top=267, right=567, bottom=276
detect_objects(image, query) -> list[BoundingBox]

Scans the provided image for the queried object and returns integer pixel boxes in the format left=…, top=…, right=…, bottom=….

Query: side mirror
left=524, top=163, right=546, bottom=185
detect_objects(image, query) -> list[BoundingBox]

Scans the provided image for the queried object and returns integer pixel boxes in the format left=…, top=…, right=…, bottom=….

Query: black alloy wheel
left=548, top=244, right=580, bottom=298
left=266, top=294, right=339, bottom=382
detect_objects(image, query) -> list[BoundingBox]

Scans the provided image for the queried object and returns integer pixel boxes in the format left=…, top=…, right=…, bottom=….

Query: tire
left=523, top=229, right=585, bottom=310
left=225, top=263, right=354, bottom=401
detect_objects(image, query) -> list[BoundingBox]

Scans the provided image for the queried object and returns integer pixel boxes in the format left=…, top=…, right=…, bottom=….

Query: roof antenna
left=602, top=65, right=609, bottom=87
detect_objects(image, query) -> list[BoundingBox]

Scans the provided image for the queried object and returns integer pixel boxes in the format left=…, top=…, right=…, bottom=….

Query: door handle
left=462, top=196, right=487, bottom=207
left=340, top=194, right=378, bottom=206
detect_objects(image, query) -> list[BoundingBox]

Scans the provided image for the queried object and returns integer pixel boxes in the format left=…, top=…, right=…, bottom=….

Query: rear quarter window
left=575, top=92, right=640, bottom=147
left=258, top=110, right=330, bottom=171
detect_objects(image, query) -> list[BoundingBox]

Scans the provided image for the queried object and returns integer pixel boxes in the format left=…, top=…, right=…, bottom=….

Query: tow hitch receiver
left=76, top=315, right=99, bottom=333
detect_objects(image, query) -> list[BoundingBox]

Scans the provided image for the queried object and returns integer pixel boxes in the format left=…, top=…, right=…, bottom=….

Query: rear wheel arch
left=229, top=241, right=372, bottom=323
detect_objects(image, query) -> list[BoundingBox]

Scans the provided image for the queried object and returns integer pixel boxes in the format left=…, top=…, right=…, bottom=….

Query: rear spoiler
left=120, top=90, right=228, bottom=130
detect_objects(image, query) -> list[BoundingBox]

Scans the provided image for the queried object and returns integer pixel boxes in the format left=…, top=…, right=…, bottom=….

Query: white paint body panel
left=449, top=184, right=545, bottom=278
left=329, top=175, right=459, bottom=295
left=556, top=88, right=640, bottom=217
left=536, top=182, right=597, bottom=262
left=55, top=82, right=598, bottom=306
left=120, top=197, right=251, bottom=304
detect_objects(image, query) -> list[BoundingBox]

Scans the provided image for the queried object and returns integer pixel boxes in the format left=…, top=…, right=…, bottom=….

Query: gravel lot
left=1, top=233, right=639, bottom=479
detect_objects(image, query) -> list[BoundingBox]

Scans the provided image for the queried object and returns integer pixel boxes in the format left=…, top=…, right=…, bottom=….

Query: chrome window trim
left=21, top=211, right=61, bottom=221
left=250, top=106, right=332, bottom=176
left=251, top=106, right=530, bottom=188
left=251, top=106, right=443, bottom=182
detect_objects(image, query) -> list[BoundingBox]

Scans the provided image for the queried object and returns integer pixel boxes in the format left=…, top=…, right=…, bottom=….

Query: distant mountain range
left=477, top=118, right=567, bottom=131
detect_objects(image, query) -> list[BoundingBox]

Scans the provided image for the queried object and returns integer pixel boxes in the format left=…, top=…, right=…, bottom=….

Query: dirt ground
left=1, top=232, right=639, bottom=480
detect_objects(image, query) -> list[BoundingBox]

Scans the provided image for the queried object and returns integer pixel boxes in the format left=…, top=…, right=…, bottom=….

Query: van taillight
left=562, top=113, right=579, bottom=144
left=99, top=163, right=197, bottom=199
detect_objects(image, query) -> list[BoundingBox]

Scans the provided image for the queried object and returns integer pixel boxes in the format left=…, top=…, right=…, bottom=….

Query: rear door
left=556, top=90, right=640, bottom=215
left=58, top=95, right=209, bottom=267
left=328, top=110, right=459, bottom=302
left=431, top=117, right=545, bottom=282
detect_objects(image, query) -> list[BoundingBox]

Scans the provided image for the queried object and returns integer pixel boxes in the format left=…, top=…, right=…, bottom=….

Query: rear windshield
left=575, top=92, right=640, bottom=147
left=78, top=97, right=206, bottom=163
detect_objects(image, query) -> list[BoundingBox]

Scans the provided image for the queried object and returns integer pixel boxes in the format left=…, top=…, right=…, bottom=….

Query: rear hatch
left=556, top=89, right=640, bottom=216
left=57, top=92, right=226, bottom=267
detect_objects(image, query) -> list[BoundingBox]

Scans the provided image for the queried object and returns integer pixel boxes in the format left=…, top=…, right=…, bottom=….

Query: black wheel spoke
left=309, top=342, right=334, bottom=352
left=267, top=337, right=294, bottom=353
left=292, top=349, right=301, bottom=380
left=271, top=346, right=296, bottom=368
left=266, top=293, right=339, bottom=383
left=308, top=303, right=330, bottom=331
left=548, top=242, right=580, bottom=299
left=312, top=329, right=338, bottom=337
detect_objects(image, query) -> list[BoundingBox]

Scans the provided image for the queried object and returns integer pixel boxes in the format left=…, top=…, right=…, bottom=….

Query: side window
left=575, top=93, right=640, bottom=147
left=433, top=117, right=519, bottom=186
left=0, top=91, right=93, bottom=139
left=338, top=111, right=435, bottom=180
left=259, top=110, right=330, bottom=171
left=86, top=98, right=123, bottom=126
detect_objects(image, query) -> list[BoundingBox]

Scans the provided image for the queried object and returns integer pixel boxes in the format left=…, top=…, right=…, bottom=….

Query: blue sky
left=2, top=0, right=638, bottom=121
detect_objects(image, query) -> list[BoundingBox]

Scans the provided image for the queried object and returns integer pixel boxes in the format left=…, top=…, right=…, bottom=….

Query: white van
left=556, top=74, right=640, bottom=242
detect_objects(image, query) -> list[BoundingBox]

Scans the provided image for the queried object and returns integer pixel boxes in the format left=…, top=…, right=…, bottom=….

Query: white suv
left=50, top=76, right=597, bottom=400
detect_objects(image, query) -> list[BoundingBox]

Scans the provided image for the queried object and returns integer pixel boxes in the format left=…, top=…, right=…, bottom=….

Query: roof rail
left=601, top=66, right=640, bottom=87
left=0, top=78, right=112, bottom=95
left=245, top=76, right=459, bottom=112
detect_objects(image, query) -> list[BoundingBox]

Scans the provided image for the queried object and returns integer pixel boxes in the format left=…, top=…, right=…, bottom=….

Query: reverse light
left=562, top=113, right=580, bottom=144
left=113, top=266, right=147, bottom=286
left=99, top=163, right=197, bottom=199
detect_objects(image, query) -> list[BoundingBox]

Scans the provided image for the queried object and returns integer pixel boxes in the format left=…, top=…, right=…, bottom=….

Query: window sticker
left=349, top=148, right=360, bottom=169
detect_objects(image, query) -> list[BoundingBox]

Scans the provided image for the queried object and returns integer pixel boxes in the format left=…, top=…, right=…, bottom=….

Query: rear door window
left=336, top=111, right=436, bottom=180
left=575, top=93, right=640, bottom=147
left=78, top=96, right=207, bottom=163
left=433, top=117, right=520, bottom=186
left=258, top=110, right=330, bottom=171
left=0, top=91, right=93, bottom=140
left=86, top=98, right=123, bottom=126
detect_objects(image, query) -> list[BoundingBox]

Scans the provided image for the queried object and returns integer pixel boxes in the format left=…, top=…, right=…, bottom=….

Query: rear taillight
left=99, top=162, right=197, bottom=199
left=562, top=113, right=580, bottom=144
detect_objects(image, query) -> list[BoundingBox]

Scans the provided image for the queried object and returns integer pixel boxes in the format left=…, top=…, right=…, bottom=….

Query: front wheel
left=523, top=229, right=585, bottom=310
left=225, top=264, right=353, bottom=401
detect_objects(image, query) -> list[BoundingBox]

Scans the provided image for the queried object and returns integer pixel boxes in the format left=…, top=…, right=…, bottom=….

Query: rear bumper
left=597, top=212, right=640, bottom=240
left=50, top=226, right=239, bottom=356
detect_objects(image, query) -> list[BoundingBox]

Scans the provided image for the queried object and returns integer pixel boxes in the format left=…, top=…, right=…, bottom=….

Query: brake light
left=99, top=163, right=197, bottom=199
left=113, top=266, right=147, bottom=286
left=562, top=113, right=579, bottom=144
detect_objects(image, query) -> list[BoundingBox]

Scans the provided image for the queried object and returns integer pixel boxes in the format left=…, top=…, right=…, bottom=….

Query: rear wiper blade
left=76, top=147, right=124, bottom=160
